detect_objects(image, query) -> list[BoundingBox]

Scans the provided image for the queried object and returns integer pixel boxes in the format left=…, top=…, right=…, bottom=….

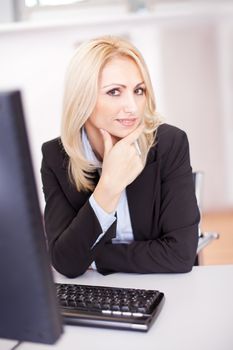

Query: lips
left=116, top=118, right=138, bottom=126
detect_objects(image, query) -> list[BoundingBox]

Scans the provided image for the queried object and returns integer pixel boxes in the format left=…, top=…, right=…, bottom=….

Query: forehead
left=99, top=56, right=143, bottom=86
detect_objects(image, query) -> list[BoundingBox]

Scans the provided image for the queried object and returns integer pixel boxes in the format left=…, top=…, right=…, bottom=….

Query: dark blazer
left=41, top=123, right=200, bottom=277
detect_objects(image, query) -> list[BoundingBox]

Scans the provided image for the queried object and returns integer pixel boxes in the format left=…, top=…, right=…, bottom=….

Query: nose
left=123, top=92, right=137, bottom=115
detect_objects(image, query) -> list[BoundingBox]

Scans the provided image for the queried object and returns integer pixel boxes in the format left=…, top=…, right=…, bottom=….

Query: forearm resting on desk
left=95, top=225, right=199, bottom=275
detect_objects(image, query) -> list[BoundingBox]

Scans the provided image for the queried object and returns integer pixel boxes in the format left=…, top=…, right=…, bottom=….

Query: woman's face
left=85, top=56, right=146, bottom=145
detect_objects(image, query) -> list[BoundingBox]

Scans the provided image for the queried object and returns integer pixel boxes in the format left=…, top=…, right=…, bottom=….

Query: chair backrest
left=193, top=171, right=219, bottom=261
left=192, top=171, right=204, bottom=212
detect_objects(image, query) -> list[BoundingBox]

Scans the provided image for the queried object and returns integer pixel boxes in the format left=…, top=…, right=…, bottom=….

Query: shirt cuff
left=89, top=194, right=116, bottom=248
left=90, top=261, right=97, bottom=270
left=89, top=194, right=116, bottom=232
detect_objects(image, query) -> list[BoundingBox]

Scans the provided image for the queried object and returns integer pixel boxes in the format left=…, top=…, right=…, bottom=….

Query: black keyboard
left=56, top=283, right=165, bottom=332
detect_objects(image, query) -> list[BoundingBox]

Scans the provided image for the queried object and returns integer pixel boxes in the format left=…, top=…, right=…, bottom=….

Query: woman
left=41, top=36, right=200, bottom=277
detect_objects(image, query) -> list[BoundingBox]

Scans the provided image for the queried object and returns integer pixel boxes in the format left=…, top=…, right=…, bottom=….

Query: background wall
left=0, top=5, right=233, bottom=212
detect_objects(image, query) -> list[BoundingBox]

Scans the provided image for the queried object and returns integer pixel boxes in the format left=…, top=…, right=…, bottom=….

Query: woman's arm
left=41, top=143, right=116, bottom=278
left=95, top=127, right=200, bottom=274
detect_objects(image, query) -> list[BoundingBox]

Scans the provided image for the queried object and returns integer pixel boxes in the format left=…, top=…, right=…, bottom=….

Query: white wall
left=0, top=0, right=14, bottom=23
left=0, top=7, right=233, bottom=211
left=158, top=18, right=233, bottom=212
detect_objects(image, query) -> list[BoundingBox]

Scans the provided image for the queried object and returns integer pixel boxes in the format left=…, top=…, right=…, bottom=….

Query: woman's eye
left=107, top=89, right=120, bottom=96
left=135, top=87, right=145, bottom=95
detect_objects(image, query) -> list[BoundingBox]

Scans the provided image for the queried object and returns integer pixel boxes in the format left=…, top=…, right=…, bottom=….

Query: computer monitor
left=0, top=90, right=63, bottom=344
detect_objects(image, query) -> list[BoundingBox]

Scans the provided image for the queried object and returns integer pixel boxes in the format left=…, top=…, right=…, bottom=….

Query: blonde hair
left=61, top=35, right=162, bottom=192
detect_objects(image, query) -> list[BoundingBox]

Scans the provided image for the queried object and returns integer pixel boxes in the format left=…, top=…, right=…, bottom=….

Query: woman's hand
left=93, top=124, right=144, bottom=213
left=101, top=124, right=144, bottom=192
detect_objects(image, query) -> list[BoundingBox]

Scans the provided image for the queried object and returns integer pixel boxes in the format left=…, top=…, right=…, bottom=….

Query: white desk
left=1, top=265, right=233, bottom=350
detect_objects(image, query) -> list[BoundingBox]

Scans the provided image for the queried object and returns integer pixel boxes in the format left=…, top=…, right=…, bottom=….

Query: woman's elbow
left=173, top=254, right=196, bottom=273
left=50, top=250, right=87, bottom=278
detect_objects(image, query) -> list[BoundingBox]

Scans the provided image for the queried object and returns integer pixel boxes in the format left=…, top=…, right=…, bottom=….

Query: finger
left=121, top=123, right=144, bottom=145
left=100, top=128, right=113, bottom=157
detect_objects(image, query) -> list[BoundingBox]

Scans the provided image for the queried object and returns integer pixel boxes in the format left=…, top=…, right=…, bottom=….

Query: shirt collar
left=81, top=127, right=102, bottom=169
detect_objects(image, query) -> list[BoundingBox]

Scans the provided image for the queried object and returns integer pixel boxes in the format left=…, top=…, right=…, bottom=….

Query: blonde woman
left=41, top=36, right=200, bottom=277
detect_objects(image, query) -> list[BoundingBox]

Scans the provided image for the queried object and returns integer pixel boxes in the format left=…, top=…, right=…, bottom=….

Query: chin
left=110, top=123, right=140, bottom=139
left=109, top=130, right=132, bottom=141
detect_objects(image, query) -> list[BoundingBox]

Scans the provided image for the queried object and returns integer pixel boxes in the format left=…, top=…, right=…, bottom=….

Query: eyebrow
left=101, top=82, right=145, bottom=89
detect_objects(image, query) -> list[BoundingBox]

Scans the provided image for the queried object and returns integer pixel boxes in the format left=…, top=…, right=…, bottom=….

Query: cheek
left=94, top=99, right=120, bottom=121
left=137, top=98, right=146, bottom=114
left=88, top=114, right=104, bottom=129
left=88, top=105, right=112, bottom=128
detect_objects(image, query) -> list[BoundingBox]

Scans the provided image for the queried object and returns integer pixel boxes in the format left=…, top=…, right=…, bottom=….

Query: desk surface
left=1, top=265, right=233, bottom=350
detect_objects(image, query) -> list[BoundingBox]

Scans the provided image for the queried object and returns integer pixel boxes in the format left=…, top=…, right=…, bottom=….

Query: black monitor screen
left=0, top=90, right=63, bottom=344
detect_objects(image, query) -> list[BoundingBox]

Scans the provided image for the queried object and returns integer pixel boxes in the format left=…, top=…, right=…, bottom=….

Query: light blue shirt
left=82, top=128, right=134, bottom=269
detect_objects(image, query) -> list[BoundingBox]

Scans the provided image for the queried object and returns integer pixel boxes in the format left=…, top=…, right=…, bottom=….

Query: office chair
left=193, top=172, right=220, bottom=264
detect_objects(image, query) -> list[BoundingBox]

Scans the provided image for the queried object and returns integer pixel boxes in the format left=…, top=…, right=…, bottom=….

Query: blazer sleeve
left=94, top=127, right=200, bottom=274
left=41, top=143, right=116, bottom=278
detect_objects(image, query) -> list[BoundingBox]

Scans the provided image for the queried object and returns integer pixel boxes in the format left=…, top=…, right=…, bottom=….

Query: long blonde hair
left=61, top=35, right=162, bottom=192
